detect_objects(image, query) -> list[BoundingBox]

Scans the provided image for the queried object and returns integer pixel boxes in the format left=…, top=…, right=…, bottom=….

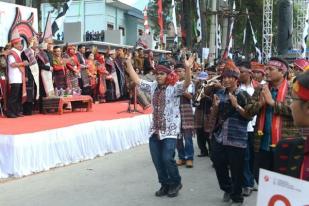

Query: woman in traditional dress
left=52, top=46, right=66, bottom=90
left=94, top=50, right=109, bottom=103
left=85, top=51, right=97, bottom=99
left=65, top=45, right=80, bottom=94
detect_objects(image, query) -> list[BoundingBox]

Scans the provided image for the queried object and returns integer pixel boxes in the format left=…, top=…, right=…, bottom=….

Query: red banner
left=157, top=0, right=164, bottom=43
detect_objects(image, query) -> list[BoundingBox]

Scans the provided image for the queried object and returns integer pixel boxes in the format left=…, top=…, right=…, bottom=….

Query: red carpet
left=0, top=101, right=151, bottom=135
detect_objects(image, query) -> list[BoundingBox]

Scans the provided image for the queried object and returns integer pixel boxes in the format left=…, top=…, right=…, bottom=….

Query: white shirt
left=139, top=80, right=184, bottom=140
left=240, top=82, right=256, bottom=132
left=8, top=48, right=22, bottom=84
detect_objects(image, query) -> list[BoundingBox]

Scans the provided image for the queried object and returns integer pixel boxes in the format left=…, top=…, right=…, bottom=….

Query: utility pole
left=183, top=0, right=193, bottom=48
left=221, top=1, right=229, bottom=54
left=208, top=0, right=217, bottom=65
left=199, top=0, right=207, bottom=48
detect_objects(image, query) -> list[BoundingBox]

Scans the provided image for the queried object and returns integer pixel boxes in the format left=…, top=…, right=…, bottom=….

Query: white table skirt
left=0, top=114, right=152, bottom=178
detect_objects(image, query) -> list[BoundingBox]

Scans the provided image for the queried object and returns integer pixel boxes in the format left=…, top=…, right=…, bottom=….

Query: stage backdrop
left=0, top=2, right=38, bottom=47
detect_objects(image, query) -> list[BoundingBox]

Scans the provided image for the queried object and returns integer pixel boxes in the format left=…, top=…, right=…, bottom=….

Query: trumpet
left=193, top=75, right=221, bottom=107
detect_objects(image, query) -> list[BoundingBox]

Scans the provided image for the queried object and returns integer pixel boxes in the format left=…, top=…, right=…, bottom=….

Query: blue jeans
left=177, top=130, right=194, bottom=160
left=149, top=134, right=181, bottom=186
left=243, top=132, right=255, bottom=188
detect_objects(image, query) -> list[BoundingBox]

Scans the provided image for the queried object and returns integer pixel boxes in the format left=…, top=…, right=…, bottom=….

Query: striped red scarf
left=257, top=79, right=288, bottom=145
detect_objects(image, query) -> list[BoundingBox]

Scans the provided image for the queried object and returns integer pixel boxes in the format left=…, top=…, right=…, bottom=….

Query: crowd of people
left=0, top=30, right=164, bottom=117
left=124, top=46, right=309, bottom=205
left=85, top=30, right=105, bottom=42
left=1, top=29, right=309, bottom=206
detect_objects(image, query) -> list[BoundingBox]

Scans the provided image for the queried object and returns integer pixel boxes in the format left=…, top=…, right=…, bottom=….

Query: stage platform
left=0, top=102, right=152, bottom=178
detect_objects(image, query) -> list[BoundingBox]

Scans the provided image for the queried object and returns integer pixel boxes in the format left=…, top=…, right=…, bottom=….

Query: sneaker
left=167, top=183, right=182, bottom=197
left=176, top=159, right=186, bottom=166
left=155, top=185, right=169, bottom=197
left=186, top=160, right=193, bottom=168
left=242, top=187, right=252, bottom=197
left=222, top=192, right=231, bottom=202
left=6, top=113, right=17, bottom=118
left=197, top=152, right=208, bottom=157
left=252, top=183, right=258, bottom=191
left=230, top=202, right=243, bottom=206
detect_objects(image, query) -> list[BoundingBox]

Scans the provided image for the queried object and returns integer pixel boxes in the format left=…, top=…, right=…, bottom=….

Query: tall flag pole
left=196, top=0, right=202, bottom=43
left=52, top=0, right=73, bottom=37
left=301, top=4, right=309, bottom=59
left=143, top=6, right=150, bottom=35
left=247, top=8, right=262, bottom=62
left=242, top=19, right=247, bottom=46
left=171, top=0, right=178, bottom=43
left=157, top=0, right=164, bottom=45
left=42, top=12, right=53, bottom=41
left=216, top=15, right=222, bottom=58
left=222, top=0, right=235, bottom=59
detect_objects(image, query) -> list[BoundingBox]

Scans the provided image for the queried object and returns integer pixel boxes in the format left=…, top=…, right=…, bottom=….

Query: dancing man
left=124, top=53, right=194, bottom=198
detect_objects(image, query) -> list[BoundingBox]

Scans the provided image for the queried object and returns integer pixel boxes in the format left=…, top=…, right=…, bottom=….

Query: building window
left=119, top=26, right=125, bottom=36
left=107, top=23, right=114, bottom=30
left=138, top=29, right=143, bottom=36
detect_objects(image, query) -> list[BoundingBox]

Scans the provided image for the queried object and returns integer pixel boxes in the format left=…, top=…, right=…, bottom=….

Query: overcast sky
left=119, top=0, right=149, bottom=10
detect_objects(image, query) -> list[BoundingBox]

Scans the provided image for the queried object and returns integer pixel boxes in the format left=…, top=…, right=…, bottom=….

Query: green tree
left=232, top=0, right=264, bottom=53
left=147, top=0, right=198, bottom=49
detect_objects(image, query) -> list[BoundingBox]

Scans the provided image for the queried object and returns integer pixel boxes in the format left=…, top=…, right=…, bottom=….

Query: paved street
left=0, top=141, right=257, bottom=206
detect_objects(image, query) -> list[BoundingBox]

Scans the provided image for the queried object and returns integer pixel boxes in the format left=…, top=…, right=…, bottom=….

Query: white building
left=41, top=0, right=146, bottom=46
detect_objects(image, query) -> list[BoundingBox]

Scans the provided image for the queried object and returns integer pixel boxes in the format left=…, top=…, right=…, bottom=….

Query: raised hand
left=124, top=52, right=132, bottom=64
left=184, top=53, right=195, bottom=69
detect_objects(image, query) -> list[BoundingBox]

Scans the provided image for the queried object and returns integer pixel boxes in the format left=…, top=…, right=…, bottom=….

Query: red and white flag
left=42, top=12, right=53, bottom=41
left=157, top=0, right=164, bottom=43
left=143, top=7, right=150, bottom=35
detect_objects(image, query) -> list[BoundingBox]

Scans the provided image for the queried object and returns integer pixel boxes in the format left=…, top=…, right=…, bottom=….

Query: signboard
left=257, top=169, right=309, bottom=206
left=105, top=30, right=123, bottom=45
left=202, top=48, right=209, bottom=61
left=64, top=22, right=82, bottom=43
left=0, top=2, right=38, bottom=47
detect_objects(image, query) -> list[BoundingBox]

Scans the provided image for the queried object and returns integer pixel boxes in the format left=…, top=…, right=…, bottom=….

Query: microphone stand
left=118, top=82, right=143, bottom=114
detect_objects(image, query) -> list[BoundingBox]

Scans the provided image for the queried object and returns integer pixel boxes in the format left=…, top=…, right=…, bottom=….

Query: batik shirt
left=139, top=80, right=185, bottom=140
